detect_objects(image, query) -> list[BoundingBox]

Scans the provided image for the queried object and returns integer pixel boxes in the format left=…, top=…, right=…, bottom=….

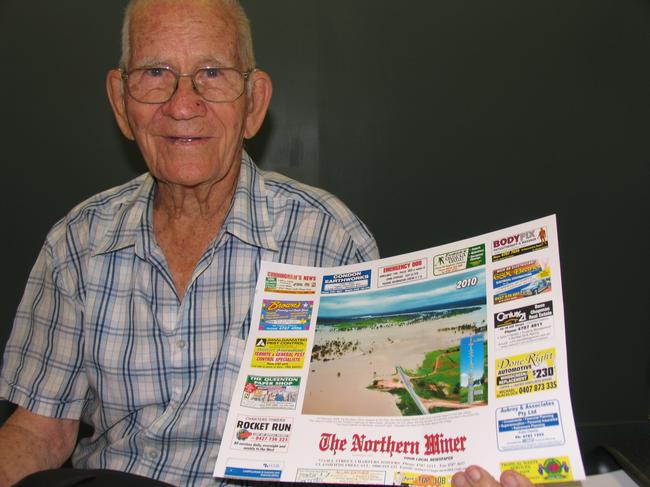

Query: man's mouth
left=166, top=136, right=208, bottom=144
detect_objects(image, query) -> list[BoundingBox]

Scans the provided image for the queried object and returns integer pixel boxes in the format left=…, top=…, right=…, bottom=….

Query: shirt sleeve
left=325, top=205, right=380, bottom=266
left=0, top=235, right=88, bottom=420
left=347, top=217, right=380, bottom=264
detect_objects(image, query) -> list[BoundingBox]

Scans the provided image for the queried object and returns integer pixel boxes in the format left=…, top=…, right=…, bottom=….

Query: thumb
left=500, top=469, right=536, bottom=487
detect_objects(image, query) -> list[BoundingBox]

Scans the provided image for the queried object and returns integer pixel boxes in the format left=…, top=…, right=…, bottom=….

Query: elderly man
left=0, top=1, right=533, bottom=486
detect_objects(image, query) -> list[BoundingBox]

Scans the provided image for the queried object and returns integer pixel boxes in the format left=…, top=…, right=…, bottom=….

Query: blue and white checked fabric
left=0, top=153, right=378, bottom=486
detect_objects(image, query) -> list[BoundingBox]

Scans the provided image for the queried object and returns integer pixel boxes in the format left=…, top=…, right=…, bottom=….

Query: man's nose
left=163, top=75, right=206, bottom=119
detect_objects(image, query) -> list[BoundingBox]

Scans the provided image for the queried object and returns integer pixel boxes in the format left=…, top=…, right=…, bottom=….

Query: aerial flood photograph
left=302, top=268, right=488, bottom=416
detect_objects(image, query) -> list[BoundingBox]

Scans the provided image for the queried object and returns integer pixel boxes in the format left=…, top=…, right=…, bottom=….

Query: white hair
left=119, top=0, right=256, bottom=70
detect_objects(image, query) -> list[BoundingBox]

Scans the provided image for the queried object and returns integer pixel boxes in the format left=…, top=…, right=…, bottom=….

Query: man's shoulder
left=65, top=173, right=150, bottom=221
left=260, top=169, right=380, bottom=262
left=45, top=173, right=150, bottom=250
left=262, top=170, right=357, bottom=224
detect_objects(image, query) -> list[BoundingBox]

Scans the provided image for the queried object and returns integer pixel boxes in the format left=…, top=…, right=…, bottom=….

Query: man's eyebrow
left=130, top=57, right=169, bottom=68
left=195, top=57, right=231, bottom=67
left=129, top=57, right=233, bottom=70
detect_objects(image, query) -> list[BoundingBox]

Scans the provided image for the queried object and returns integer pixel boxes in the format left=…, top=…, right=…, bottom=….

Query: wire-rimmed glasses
left=120, top=66, right=252, bottom=104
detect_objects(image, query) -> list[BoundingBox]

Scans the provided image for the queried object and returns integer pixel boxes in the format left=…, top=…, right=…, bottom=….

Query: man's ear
left=243, top=69, right=273, bottom=139
left=106, top=69, right=135, bottom=141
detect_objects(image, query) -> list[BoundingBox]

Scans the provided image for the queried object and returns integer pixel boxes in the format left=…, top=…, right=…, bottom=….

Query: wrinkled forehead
left=128, top=0, right=241, bottom=68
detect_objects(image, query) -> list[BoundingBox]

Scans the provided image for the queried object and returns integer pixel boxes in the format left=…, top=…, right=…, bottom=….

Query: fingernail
left=451, top=473, right=468, bottom=487
left=467, top=466, right=482, bottom=481
left=501, top=472, right=518, bottom=487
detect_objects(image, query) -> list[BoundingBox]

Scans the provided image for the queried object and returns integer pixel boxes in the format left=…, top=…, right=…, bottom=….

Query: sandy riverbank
left=301, top=308, right=485, bottom=416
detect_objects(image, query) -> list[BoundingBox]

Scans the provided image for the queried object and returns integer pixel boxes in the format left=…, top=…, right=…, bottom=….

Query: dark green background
left=1, top=0, right=648, bottom=444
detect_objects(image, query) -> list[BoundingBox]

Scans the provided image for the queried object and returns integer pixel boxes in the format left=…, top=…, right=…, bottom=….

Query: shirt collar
left=222, top=152, right=278, bottom=252
left=93, top=153, right=278, bottom=256
left=92, top=173, right=154, bottom=256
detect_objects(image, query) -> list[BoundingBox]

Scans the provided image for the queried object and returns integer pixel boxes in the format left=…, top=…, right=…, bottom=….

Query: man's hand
left=452, top=465, right=535, bottom=487
left=0, top=406, right=79, bottom=487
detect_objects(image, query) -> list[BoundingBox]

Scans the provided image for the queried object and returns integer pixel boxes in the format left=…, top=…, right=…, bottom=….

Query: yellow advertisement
left=251, top=337, right=307, bottom=369
left=500, top=457, right=573, bottom=483
left=394, top=471, right=453, bottom=486
left=495, top=347, right=557, bottom=398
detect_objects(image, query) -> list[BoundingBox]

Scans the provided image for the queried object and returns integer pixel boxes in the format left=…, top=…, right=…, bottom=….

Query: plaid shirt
left=1, top=154, right=378, bottom=486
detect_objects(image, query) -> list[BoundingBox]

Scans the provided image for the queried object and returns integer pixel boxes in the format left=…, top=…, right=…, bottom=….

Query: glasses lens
left=127, top=68, right=176, bottom=103
left=195, top=68, right=245, bottom=102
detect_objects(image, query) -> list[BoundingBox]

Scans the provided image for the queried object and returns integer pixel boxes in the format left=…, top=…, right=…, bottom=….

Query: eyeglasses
left=120, top=66, right=252, bottom=104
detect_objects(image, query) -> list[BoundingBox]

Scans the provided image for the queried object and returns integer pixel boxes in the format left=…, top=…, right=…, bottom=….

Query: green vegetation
left=331, top=315, right=411, bottom=331
left=318, top=306, right=483, bottom=332
left=439, top=306, right=482, bottom=318
left=368, top=342, right=488, bottom=415
left=438, top=314, right=487, bottom=334
left=384, top=389, right=422, bottom=416
left=408, top=347, right=461, bottom=401
left=311, top=339, right=359, bottom=361
left=459, top=381, right=488, bottom=403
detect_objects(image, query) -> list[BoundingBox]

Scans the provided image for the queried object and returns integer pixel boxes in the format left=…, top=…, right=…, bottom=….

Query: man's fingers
left=500, top=469, right=535, bottom=487
left=451, top=466, right=499, bottom=487
left=451, top=466, right=534, bottom=487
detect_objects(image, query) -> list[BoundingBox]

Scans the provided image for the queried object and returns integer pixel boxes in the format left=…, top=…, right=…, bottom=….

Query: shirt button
left=176, top=340, right=187, bottom=349
left=148, top=450, right=159, bottom=460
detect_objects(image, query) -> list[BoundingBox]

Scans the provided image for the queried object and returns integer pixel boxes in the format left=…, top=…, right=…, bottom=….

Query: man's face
left=113, top=0, right=253, bottom=188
